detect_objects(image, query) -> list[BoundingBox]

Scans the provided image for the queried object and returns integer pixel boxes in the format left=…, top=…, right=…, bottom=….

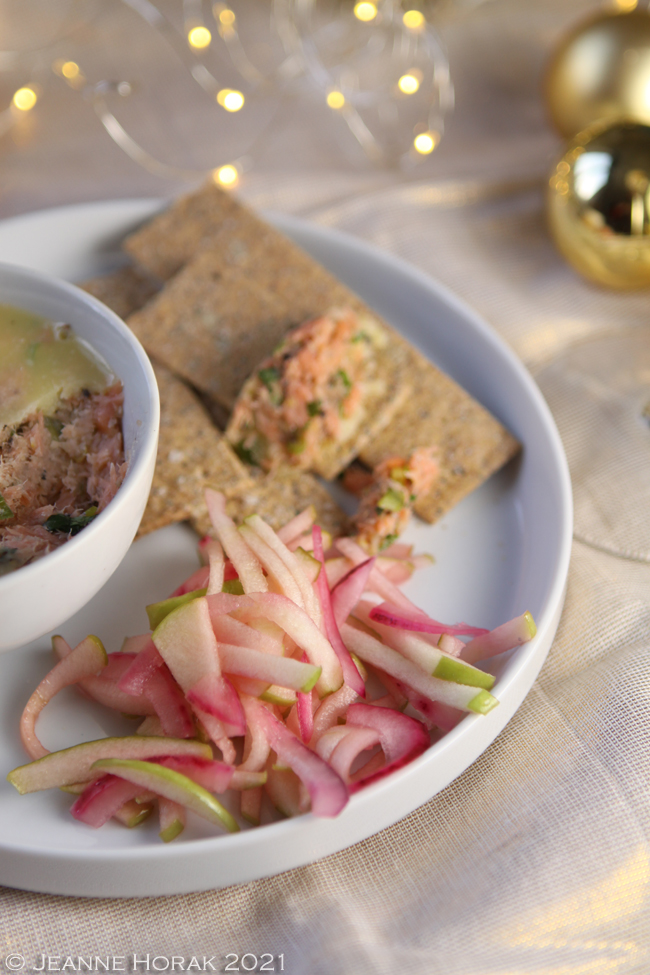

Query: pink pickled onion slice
left=80, top=653, right=155, bottom=716
left=346, top=702, right=429, bottom=764
left=71, top=774, right=142, bottom=828
left=296, top=666, right=314, bottom=744
left=186, top=672, right=246, bottom=737
left=345, top=702, right=430, bottom=791
left=153, top=754, right=234, bottom=793
left=461, top=612, right=537, bottom=664
left=326, top=726, right=381, bottom=782
left=313, top=525, right=365, bottom=697
left=311, top=684, right=358, bottom=743
left=205, top=489, right=267, bottom=593
left=117, top=641, right=164, bottom=696
left=391, top=679, right=465, bottom=732
left=249, top=698, right=348, bottom=817
left=276, top=506, right=315, bottom=545
left=335, top=537, right=423, bottom=614
left=144, top=666, right=196, bottom=738
left=369, top=602, right=489, bottom=638
left=21, top=635, right=107, bottom=760
left=169, top=565, right=209, bottom=598
left=330, top=557, right=375, bottom=630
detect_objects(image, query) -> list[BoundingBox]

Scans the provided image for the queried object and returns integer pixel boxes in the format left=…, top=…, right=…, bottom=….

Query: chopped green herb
left=336, top=369, right=352, bottom=391
left=389, top=466, right=409, bottom=484
left=379, top=533, right=399, bottom=551
left=307, top=399, right=322, bottom=417
left=44, top=416, right=64, bottom=440
left=233, top=439, right=263, bottom=467
left=0, top=547, right=19, bottom=575
left=258, top=367, right=283, bottom=405
left=0, top=494, right=13, bottom=520
left=287, top=437, right=306, bottom=455
left=377, top=488, right=405, bottom=513
left=43, top=506, right=98, bottom=536
left=351, top=331, right=371, bottom=343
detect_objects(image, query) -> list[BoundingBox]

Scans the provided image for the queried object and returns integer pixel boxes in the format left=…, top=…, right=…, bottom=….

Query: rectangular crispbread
left=123, top=181, right=520, bottom=527
left=200, top=468, right=348, bottom=540
left=80, top=266, right=161, bottom=320
left=137, top=361, right=254, bottom=537
left=359, top=336, right=520, bottom=523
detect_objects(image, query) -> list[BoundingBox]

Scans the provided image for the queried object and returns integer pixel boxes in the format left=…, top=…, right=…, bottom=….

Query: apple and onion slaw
left=7, top=490, right=536, bottom=841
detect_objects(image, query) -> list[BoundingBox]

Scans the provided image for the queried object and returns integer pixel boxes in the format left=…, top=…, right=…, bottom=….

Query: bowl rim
left=0, top=260, right=160, bottom=588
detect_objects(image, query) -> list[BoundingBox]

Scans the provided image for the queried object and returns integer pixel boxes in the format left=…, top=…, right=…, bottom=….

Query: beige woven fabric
left=1, top=0, right=649, bottom=968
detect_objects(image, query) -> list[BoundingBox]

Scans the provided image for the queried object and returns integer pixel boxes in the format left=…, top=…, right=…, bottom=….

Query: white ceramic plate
left=0, top=200, right=572, bottom=898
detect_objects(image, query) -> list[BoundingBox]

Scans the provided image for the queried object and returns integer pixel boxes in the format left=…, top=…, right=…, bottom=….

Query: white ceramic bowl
left=0, top=262, right=159, bottom=653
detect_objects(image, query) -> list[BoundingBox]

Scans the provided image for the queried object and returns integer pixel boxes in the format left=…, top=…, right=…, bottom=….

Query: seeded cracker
left=80, top=266, right=161, bottom=320
left=124, top=181, right=520, bottom=526
left=190, top=468, right=348, bottom=540
left=126, top=237, right=359, bottom=412
left=359, top=338, right=520, bottom=523
left=137, top=362, right=253, bottom=537
left=123, top=182, right=254, bottom=281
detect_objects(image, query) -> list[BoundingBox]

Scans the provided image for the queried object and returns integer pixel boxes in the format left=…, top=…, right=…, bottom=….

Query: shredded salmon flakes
left=0, top=383, right=126, bottom=573
left=227, top=308, right=371, bottom=472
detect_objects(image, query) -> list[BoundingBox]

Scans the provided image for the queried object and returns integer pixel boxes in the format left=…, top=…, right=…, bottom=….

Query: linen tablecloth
left=2, top=0, right=649, bottom=970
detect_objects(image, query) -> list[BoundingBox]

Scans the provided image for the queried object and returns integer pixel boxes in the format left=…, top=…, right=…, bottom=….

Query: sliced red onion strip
left=71, top=774, right=141, bottom=828
left=313, top=525, right=365, bottom=697
left=276, top=506, right=316, bottom=545
left=186, top=672, right=246, bottom=737
left=330, top=557, right=375, bottom=630
left=20, top=635, right=107, bottom=761
left=205, top=489, right=267, bottom=594
left=369, top=602, right=489, bottom=638
left=250, top=698, right=348, bottom=817
left=170, top=565, right=210, bottom=598
left=335, top=537, right=423, bottom=614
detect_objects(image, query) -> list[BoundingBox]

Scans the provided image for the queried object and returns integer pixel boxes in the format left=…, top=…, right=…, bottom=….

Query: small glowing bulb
left=615, top=0, right=637, bottom=9
left=61, top=61, right=80, bottom=80
left=12, top=87, right=37, bottom=111
left=326, top=90, right=346, bottom=110
left=188, top=26, right=212, bottom=49
left=414, top=131, right=438, bottom=154
left=354, top=2, right=377, bottom=22
left=398, top=74, right=420, bottom=95
left=403, top=10, right=425, bottom=30
left=217, top=89, right=245, bottom=111
left=218, top=7, right=236, bottom=26
left=213, top=164, right=239, bottom=187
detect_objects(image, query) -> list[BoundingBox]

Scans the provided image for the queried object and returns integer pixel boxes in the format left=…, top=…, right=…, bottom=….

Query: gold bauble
left=545, top=10, right=650, bottom=139
left=547, top=119, right=650, bottom=289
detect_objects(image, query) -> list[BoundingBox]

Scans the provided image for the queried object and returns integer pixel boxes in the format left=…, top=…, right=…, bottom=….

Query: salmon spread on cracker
left=226, top=307, right=387, bottom=473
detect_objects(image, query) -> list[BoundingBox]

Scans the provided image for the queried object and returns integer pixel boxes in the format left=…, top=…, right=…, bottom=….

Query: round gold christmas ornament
left=545, top=9, right=650, bottom=139
left=547, top=120, right=650, bottom=289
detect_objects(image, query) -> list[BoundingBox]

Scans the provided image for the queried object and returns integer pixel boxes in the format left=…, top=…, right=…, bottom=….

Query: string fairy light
left=326, top=89, right=346, bottom=109
left=213, top=163, right=239, bottom=186
left=216, top=88, right=245, bottom=111
left=402, top=10, right=425, bottom=31
left=353, top=2, right=378, bottom=21
left=413, top=130, right=438, bottom=154
left=398, top=73, right=420, bottom=94
left=187, top=25, right=212, bottom=49
left=12, top=86, right=38, bottom=111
